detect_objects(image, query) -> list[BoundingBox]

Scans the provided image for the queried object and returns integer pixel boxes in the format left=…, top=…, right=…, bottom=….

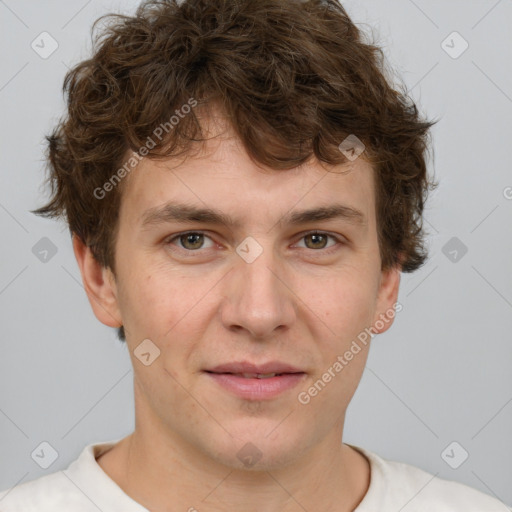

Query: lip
left=205, top=372, right=306, bottom=400
left=204, top=361, right=306, bottom=400
left=206, top=361, right=304, bottom=374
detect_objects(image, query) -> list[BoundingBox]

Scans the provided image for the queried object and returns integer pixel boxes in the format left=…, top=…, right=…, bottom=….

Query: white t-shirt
left=0, top=439, right=509, bottom=511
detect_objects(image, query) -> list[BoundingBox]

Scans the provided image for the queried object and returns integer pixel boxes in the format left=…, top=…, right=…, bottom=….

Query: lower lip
left=205, top=372, right=306, bottom=400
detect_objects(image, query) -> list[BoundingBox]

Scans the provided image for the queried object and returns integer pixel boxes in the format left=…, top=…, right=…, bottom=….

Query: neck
left=97, top=395, right=370, bottom=512
left=98, top=433, right=370, bottom=512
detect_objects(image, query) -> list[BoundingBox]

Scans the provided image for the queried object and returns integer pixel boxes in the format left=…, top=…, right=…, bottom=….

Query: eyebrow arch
left=140, top=202, right=367, bottom=230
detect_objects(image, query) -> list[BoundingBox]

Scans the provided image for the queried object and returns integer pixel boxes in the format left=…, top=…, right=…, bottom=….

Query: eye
left=294, top=231, right=343, bottom=251
left=166, top=232, right=215, bottom=251
left=164, top=230, right=344, bottom=256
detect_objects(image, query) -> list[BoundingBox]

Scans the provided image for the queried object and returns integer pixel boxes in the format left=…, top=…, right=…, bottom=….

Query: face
left=77, top=117, right=400, bottom=471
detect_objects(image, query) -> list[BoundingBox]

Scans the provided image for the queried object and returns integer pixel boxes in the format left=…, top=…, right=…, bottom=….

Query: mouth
left=203, top=362, right=307, bottom=400
left=204, top=371, right=301, bottom=379
left=205, top=361, right=305, bottom=375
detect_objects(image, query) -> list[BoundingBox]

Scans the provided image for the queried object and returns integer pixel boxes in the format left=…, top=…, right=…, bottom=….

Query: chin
left=204, top=421, right=310, bottom=471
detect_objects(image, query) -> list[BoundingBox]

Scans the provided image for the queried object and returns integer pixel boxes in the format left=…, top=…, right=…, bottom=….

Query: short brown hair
left=32, top=0, right=437, bottom=342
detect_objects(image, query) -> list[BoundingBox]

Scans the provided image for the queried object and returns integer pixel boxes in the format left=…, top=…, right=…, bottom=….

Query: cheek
left=120, top=267, right=220, bottom=351
left=301, top=271, right=378, bottom=344
left=115, top=267, right=176, bottom=343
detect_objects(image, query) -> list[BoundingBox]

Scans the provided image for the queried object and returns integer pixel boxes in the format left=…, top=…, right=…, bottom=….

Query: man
left=0, top=0, right=508, bottom=510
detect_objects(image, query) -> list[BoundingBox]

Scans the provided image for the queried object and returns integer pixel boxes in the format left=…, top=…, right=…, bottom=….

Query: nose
left=220, top=245, right=296, bottom=340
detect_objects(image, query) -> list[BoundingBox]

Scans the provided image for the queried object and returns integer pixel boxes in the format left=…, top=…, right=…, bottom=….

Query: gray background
left=1, top=0, right=511, bottom=507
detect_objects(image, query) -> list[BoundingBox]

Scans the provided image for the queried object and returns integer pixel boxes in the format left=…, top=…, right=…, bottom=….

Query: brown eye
left=179, top=233, right=205, bottom=250
left=294, top=231, right=343, bottom=253
left=303, top=233, right=328, bottom=249
left=166, top=232, right=215, bottom=252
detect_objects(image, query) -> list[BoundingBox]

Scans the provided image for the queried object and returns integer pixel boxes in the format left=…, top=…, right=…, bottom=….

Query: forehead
left=119, top=126, right=376, bottom=233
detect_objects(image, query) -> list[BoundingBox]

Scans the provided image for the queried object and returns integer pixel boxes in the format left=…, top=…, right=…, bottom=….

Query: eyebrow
left=140, top=202, right=367, bottom=231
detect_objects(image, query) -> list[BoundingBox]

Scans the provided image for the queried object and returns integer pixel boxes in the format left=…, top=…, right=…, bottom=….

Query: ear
left=72, top=234, right=122, bottom=329
left=371, top=263, right=401, bottom=335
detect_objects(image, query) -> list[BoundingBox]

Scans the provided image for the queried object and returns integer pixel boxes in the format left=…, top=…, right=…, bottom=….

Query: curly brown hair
left=32, top=0, right=437, bottom=342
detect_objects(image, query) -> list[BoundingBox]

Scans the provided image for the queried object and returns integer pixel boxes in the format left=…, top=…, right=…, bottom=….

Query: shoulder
left=350, top=444, right=510, bottom=512
left=0, top=439, right=124, bottom=512
left=0, top=470, right=92, bottom=512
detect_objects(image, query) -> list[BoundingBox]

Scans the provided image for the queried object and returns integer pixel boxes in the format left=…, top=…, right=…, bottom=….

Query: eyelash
left=164, top=230, right=345, bottom=256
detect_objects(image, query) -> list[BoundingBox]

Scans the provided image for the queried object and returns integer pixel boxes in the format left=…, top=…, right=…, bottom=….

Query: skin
left=73, top=113, right=401, bottom=512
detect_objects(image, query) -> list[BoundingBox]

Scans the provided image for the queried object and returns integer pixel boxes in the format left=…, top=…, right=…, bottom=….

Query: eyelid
left=165, top=231, right=217, bottom=250
left=164, top=229, right=346, bottom=252
left=292, top=230, right=346, bottom=251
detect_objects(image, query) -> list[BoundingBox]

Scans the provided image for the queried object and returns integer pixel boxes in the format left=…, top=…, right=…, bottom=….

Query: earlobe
left=72, top=234, right=122, bottom=329
left=372, top=265, right=401, bottom=335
